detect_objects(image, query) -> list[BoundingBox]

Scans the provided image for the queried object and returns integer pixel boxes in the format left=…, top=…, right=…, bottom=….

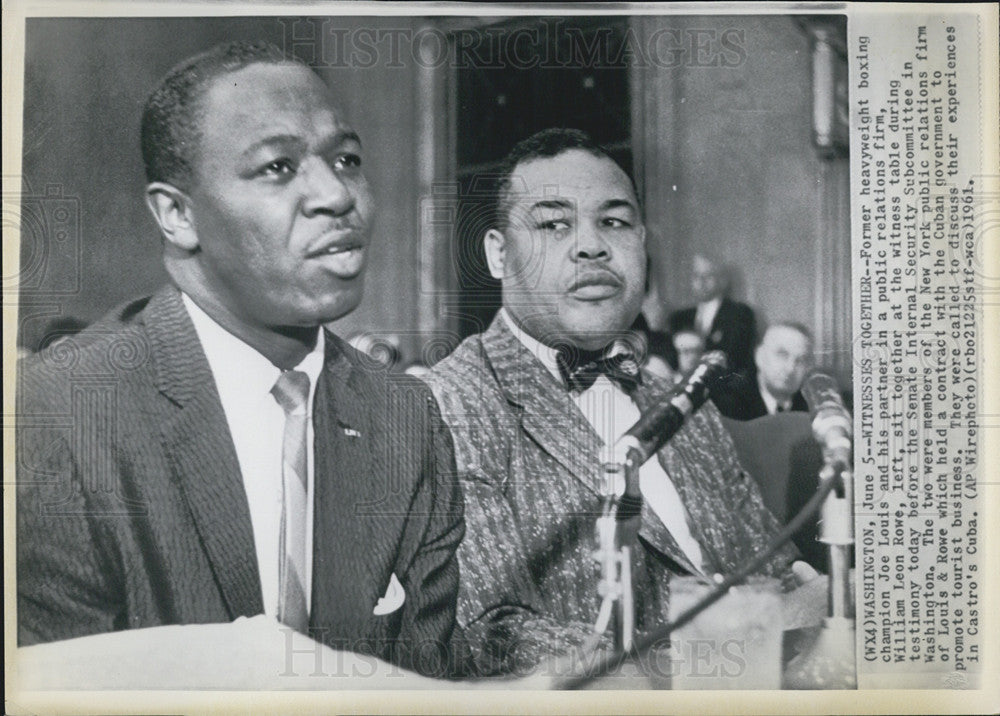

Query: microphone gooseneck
left=612, top=350, right=729, bottom=468
left=592, top=352, right=730, bottom=656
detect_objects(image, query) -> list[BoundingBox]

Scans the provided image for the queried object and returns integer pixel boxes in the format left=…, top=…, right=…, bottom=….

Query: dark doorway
left=450, top=17, right=633, bottom=338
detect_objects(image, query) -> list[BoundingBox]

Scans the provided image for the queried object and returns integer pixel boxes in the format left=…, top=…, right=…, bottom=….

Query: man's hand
left=791, top=559, right=820, bottom=586
left=783, top=561, right=828, bottom=630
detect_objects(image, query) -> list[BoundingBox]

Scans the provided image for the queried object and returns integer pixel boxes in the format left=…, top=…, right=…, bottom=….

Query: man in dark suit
left=16, top=41, right=466, bottom=678
left=713, top=323, right=813, bottom=421
left=425, top=129, right=820, bottom=675
left=667, top=254, right=757, bottom=375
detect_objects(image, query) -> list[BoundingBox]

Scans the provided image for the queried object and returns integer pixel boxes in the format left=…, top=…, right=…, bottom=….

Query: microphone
left=802, top=372, right=852, bottom=470
left=612, top=350, right=729, bottom=469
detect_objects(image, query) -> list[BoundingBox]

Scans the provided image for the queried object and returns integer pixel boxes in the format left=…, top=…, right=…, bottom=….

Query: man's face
left=182, top=62, right=373, bottom=329
left=755, top=326, right=813, bottom=399
left=486, top=150, right=646, bottom=350
left=690, top=254, right=723, bottom=304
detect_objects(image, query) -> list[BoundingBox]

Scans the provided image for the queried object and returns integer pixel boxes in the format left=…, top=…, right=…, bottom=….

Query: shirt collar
left=182, top=292, right=325, bottom=409
left=757, top=373, right=789, bottom=414
left=498, top=308, right=634, bottom=387
left=697, top=296, right=722, bottom=317
left=498, top=308, right=563, bottom=384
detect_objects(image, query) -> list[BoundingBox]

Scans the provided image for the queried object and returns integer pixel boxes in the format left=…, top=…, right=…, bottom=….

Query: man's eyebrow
left=240, top=134, right=304, bottom=159
left=528, top=198, right=574, bottom=211
left=337, top=130, right=362, bottom=146
left=241, top=130, right=362, bottom=158
left=317, top=129, right=362, bottom=153
left=600, top=198, right=637, bottom=211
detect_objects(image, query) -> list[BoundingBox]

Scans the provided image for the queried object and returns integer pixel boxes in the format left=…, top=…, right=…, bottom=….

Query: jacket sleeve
left=17, top=373, right=123, bottom=645
left=452, top=474, right=611, bottom=676
left=428, top=377, right=609, bottom=676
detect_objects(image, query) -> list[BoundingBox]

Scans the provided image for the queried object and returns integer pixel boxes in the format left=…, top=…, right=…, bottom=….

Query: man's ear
left=483, top=228, right=506, bottom=280
left=754, top=343, right=765, bottom=371
left=145, top=182, right=198, bottom=251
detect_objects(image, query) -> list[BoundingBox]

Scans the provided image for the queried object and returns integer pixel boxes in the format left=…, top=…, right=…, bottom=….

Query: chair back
left=720, top=413, right=826, bottom=570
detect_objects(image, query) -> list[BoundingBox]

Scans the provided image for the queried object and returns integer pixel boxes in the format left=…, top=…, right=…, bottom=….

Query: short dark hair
left=492, top=127, right=640, bottom=229
left=761, top=321, right=814, bottom=345
left=140, top=40, right=311, bottom=189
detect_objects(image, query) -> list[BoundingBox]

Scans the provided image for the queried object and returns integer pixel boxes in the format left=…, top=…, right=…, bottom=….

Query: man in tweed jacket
left=17, top=42, right=467, bottom=678
left=426, top=129, right=811, bottom=675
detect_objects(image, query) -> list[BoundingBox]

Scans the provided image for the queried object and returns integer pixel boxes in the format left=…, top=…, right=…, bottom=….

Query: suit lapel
left=709, top=298, right=733, bottom=336
left=750, top=383, right=769, bottom=419
left=792, top=390, right=809, bottom=412
left=310, top=334, right=388, bottom=637
left=484, top=316, right=710, bottom=574
left=145, top=287, right=264, bottom=618
left=482, top=316, right=605, bottom=497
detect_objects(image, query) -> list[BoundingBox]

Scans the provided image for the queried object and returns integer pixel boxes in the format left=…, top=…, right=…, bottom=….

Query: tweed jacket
left=668, top=297, right=757, bottom=375
left=17, top=285, right=467, bottom=677
left=425, top=315, right=797, bottom=673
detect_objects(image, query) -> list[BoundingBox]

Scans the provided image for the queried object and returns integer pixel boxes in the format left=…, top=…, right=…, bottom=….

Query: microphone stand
left=593, top=445, right=643, bottom=653
left=589, top=352, right=728, bottom=657
left=784, top=456, right=857, bottom=688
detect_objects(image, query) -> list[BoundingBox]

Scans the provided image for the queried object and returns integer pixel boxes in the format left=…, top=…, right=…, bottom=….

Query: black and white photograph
left=3, top=2, right=996, bottom=714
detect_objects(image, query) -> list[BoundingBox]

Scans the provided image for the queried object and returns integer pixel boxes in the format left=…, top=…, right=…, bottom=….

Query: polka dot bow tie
left=555, top=342, right=643, bottom=394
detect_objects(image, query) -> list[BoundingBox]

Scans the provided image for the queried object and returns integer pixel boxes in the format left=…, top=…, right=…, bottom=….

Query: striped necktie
left=270, top=370, right=311, bottom=633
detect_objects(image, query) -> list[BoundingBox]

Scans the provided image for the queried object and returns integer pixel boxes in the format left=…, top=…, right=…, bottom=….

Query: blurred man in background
left=667, top=253, right=756, bottom=375
left=714, top=322, right=813, bottom=420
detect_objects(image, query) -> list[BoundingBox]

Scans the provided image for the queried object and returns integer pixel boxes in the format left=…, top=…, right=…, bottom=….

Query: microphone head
left=689, top=350, right=728, bottom=383
left=678, top=350, right=729, bottom=409
left=701, top=350, right=729, bottom=371
left=802, top=371, right=852, bottom=442
left=802, top=371, right=843, bottom=412
left=698, top=350, right=729, bottom=390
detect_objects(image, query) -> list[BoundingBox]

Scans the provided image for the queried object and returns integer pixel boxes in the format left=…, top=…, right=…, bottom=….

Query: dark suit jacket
left=712, top=372, right=808, bottom=421
left=668, top=297, right=757, bottom=374
left=17, top=286, right=467, bottom=677
left=629, top=313, right=674, bottom=366
left=425, top=315, right=797, bottom=674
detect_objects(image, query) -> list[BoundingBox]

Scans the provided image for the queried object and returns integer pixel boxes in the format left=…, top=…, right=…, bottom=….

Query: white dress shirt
left=757, top=374, right=791, bottom=415
left=695, top=297, right=722, bottom=337
left=499, top=309, right=706, bottom=572
left=183, top=293, right=324, bottom=615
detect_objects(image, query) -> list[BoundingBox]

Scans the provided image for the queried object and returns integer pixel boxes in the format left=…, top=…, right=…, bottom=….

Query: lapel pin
left=343, top=427, right=361, bottom=438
